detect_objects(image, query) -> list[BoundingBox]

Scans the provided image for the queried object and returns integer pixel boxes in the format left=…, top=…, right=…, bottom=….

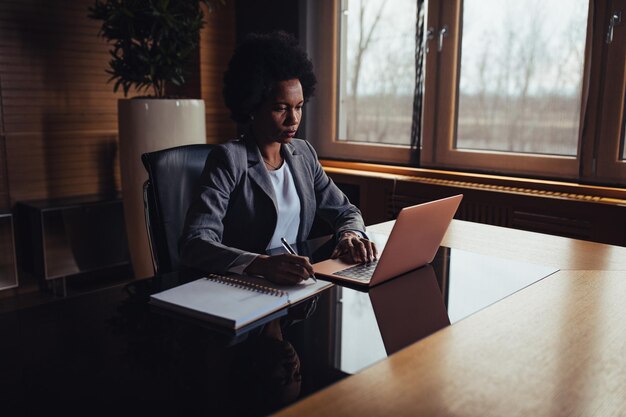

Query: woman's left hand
left=331, top=232, right=377, bottom=264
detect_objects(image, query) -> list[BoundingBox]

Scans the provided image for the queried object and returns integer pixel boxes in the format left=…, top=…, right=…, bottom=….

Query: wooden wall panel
left=0, top=0, right=237, bottom=208
left=0, top=135, right=9, bottom=210
left=201, top=2, right=238, bottom=143
left=0, top=0, right=123, bottom=207
left=5, top=132, right=119, bottom=202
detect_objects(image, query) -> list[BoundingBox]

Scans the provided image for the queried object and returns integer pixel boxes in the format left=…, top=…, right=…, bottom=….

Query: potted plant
left=89, top=0, right=224, bottom=278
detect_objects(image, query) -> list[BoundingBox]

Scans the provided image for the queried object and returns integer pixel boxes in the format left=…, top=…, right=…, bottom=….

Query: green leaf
left=89, top=0, right=224, bottom=95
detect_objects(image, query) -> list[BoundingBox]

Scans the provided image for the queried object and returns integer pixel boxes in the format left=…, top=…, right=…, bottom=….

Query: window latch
left=438, top=25, right=449, bottom=52
left=606, top=11, right=621, bottom=44
left=426, top=26, right=449, bottom=53
left=426, top=27, right=435, bottom=53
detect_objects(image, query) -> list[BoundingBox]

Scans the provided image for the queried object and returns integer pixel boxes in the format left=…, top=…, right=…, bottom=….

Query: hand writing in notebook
left=245, top=253, right=315, bottom=285
left=331, top=231, right=378, bottom=264
left=280, top=238, right=317, bottom=282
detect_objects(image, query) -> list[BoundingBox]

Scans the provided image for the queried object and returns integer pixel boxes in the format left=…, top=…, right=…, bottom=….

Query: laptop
left=313, top=194, right=463, bottom=287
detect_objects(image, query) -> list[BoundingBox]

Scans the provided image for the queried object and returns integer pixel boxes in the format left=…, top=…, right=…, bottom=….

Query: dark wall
left=235, top=0, right=301, bottom=41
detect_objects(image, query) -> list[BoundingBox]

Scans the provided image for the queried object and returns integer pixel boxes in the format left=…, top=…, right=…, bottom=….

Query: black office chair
left=142, top=144, right=214, bottom=275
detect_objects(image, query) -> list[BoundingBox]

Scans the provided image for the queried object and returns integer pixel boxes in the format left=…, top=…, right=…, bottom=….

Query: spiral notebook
left=150, top=274, right=333, bottom=330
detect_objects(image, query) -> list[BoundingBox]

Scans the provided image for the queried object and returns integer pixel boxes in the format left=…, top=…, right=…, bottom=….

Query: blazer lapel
left=246, top=139, right=278, bottom=214
left=284, top=142, right=315, bottom=242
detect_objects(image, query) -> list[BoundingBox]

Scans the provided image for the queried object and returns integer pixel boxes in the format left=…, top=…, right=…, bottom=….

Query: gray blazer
left=179, top=137, right=366, bottom=274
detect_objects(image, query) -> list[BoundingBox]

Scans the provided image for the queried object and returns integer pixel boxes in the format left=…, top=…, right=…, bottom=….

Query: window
left=337, top=0, right=416, bottom=146
left=304, top=0, right=626, bottom=185
left=455, top=0, right=585, bottom=157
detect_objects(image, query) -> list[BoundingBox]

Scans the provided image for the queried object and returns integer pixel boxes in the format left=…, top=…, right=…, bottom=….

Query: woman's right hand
left=244, top=254, right=314, bottom=285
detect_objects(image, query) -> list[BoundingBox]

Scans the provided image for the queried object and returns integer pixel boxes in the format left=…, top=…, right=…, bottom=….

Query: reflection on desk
left=336, top=247, right=556, bottom=374
left=1, top=227, right=559, bottom=416
left=337, top=265, right=449, bottom=374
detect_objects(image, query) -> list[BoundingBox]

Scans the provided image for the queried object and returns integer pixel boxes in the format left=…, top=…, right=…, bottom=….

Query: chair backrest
left=142, top=144, right=214, bottom=275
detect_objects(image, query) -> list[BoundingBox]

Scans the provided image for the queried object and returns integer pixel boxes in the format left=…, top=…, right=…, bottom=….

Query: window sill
left=320, top=160, right=626, bottom=206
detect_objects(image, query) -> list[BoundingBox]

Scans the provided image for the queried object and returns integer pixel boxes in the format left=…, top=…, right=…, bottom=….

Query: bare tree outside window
left=340, top=0, right=587, bottom=156
left=339, top=0, right=416, bottom=145
left=457, top=0, right=588, bottom=156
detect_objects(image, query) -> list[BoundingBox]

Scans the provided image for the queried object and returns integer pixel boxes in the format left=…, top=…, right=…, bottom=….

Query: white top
left=227, top=162, right=301, bottom=273
left=266, top=162, right=302, bottom=249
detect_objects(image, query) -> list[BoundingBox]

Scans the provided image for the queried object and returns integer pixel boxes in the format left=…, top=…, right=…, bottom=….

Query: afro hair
left=222, top=31, right=317, bottom=124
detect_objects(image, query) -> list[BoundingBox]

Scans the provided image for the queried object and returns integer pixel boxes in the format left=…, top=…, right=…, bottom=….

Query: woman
left=180, top=32, right=376, bottom=284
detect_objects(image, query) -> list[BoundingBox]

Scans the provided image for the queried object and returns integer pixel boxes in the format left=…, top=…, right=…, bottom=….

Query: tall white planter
left=118, top=99, right=206, bottom=278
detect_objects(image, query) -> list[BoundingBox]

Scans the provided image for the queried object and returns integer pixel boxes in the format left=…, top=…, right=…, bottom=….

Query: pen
left=280, top=237, right=317, bottom=282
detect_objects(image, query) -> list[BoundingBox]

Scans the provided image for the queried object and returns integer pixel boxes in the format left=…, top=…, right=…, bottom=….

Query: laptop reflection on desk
left=336, top=264, right=450, bottom=374
left=313, top=194, right=463, bottom=287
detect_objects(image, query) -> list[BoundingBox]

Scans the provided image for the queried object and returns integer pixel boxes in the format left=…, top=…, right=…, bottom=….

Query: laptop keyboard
left=334, top=259, right=379, bottom=281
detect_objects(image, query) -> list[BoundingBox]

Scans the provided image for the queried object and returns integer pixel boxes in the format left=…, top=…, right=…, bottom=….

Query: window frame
left=303, top=0, right=414, bottom=164
left=421, top=0, right=587, bottom=180
left=304, top=0, right=626, bottom=185
left=592, top=0, right=626, bottom=183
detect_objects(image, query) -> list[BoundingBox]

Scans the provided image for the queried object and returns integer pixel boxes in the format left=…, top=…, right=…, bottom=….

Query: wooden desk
left=275, top=220, right=626, bottom=417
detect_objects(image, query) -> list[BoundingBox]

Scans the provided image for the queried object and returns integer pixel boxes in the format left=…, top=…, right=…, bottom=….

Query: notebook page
left=238, top=274, right=333, bottom=304
left=150, top=277, right=288, bottom=328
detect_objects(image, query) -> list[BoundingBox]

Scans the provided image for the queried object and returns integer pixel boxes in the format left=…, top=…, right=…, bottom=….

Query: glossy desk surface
left=2, top=220, right=625, bottom=416
left=275, top=220, right=626, bottom=417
